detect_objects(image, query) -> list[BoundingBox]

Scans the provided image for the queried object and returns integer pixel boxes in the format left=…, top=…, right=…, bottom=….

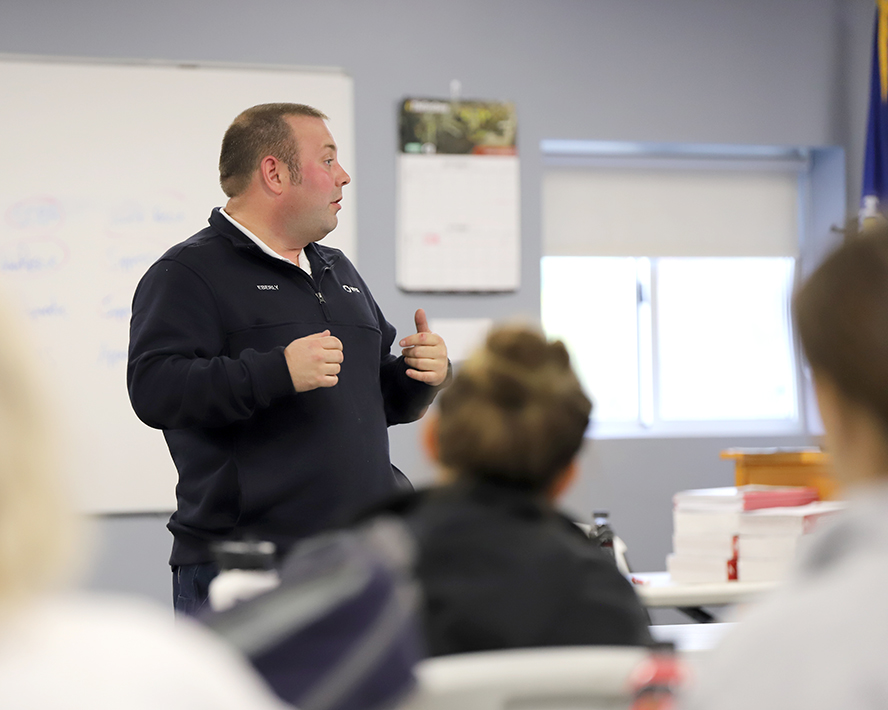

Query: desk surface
left=631, top=571, right=778, bottom=607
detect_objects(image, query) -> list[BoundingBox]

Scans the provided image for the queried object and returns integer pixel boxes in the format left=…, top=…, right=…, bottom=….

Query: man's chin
left=311, top=224, right=337, bottom=243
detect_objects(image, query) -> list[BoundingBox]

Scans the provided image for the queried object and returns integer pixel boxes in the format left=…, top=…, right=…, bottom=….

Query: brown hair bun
left=436, top=324, right=592, bottom=491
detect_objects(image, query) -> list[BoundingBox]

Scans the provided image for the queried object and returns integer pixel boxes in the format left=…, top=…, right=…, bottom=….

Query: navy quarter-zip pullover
left=128, top=209, right=440, bottom=565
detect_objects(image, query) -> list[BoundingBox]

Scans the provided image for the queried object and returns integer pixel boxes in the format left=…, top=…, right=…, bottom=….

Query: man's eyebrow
left=323, top=143, right=337, bottom=152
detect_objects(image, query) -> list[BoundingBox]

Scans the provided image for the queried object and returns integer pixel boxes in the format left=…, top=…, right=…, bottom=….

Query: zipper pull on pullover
left=315, top=290, right=332, bottom=321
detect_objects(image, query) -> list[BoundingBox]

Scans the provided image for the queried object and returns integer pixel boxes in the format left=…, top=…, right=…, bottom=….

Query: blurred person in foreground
left=681, top=226, right=888, bottom=709
left=365, top=324, right=652, bottom=656
left=0, top=294, right=290, bottom=709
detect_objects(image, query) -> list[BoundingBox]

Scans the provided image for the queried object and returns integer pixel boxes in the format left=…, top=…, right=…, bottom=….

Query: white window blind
left=543, top=166, right=800, bottom=257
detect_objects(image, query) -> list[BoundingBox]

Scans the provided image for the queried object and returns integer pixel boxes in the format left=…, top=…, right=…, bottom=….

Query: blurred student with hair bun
left=0, top=292, right=290, bottom=709
left=367, top=323, right=652, bottom=657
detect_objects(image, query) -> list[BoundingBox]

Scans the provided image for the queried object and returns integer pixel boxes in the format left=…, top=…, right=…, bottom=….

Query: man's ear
left=546, top=459, right=579, bottom=501
left=258, top=155, right=286, bottom=195
left=421, top=411, right=441, bottom=463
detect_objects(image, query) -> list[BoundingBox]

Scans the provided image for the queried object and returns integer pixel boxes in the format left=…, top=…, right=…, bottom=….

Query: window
left=541, top=256, right=640, bottom=424
left=542, top=256, right=798, bottom=437
left=540, top=142, right=807, bottom=438
left=656, top=257, right=796, bottom=424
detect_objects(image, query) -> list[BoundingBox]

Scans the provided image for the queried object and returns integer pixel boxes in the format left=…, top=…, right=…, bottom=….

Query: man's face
left=281, top=115, right=351, bottom=245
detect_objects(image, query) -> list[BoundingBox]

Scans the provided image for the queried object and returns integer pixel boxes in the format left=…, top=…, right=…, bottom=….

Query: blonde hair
left=0, top=291, right=78, bottom=610
left=436, top=324, right=592, bottom=492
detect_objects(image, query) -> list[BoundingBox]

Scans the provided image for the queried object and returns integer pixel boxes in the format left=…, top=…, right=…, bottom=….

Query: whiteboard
left=0, top=56, right=355, bottom=513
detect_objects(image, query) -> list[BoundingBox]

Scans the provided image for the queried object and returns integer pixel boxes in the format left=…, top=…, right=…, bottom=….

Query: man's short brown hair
left=219, top=103, right=328, bottom=198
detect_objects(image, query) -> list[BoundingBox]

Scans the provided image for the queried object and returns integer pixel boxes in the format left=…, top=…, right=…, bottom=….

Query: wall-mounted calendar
left=396, top=98, right=520, bottom=292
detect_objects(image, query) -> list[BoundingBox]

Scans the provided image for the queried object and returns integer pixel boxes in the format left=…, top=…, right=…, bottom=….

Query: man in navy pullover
left=127, top=103, right=449, bottom=613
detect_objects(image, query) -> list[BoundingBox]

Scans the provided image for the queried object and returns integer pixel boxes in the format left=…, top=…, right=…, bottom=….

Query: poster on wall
left=396, top=97, right=520, bottom=292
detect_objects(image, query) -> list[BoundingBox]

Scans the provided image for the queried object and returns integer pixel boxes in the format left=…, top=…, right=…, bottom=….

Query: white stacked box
left=666, top=485, right=829, bottom=584
left=736, top=501, right=846, bottom=582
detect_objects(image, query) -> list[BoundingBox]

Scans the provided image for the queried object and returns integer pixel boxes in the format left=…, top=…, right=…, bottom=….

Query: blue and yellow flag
left=862, top=1, right=888, bottom=220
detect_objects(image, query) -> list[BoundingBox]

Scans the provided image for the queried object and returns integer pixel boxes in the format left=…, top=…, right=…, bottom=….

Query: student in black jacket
left=373, top=324, right=652, bottom=656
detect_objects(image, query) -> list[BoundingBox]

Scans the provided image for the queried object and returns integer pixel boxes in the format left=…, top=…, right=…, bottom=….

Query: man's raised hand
left=399, top=309, right=448, bottom=387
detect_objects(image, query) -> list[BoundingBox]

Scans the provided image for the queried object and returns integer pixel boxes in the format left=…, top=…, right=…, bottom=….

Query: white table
left=631, top=571, right=777, bottom=622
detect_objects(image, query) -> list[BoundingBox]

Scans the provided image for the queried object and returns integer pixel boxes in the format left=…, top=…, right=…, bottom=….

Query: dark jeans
left=172, top=562, right=219, bottom=616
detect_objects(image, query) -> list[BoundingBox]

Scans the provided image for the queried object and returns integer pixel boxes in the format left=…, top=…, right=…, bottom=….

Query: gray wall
left=0, top=0, right=876, bottom=606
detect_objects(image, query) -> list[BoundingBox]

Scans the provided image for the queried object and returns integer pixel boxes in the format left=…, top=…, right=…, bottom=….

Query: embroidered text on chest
left=257, top=284, right=279, bottom=291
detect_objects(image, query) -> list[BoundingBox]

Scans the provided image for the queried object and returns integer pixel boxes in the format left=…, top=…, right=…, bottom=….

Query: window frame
left=538, top=140, right=837, bottom=440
